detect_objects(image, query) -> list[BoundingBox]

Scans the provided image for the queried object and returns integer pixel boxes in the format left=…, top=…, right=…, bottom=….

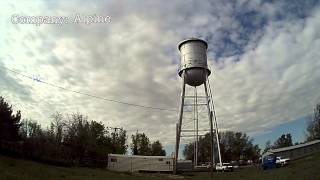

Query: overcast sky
left=1, top=0, right=320, bottom=152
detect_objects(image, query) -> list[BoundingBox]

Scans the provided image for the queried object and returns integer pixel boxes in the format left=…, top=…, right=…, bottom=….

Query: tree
left=183, top=143, right=194, bottom=161
left=183, top=131, right=260, bottom=164
left=263, top=140, right=272, bottom=154
left=3, top=109, right=129, bottom=167
left=273, top=134, right=293, bottom=148
left=20, top=119, right=57, bottom=159
left=22, top=120, right=43, bottom=139
left=151, top=140, right=166, bottom=156
left=183, top=134, right=212, bottom=164
left=0, top=96, right=21, bottom=141
left=131, top=132, right=151, bottom=155
left=217, top=131, right=260, bottom=162
left=64, top=113, right=93, bottom=163
left=110, top=127, right=127, bottom=154
left=306, top=103, right=320, bottom=141
left=50, top=112, right=66, bottom=145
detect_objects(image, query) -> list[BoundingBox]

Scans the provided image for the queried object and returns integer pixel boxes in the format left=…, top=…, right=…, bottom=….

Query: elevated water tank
left=178, top=38, right=211, bottom=87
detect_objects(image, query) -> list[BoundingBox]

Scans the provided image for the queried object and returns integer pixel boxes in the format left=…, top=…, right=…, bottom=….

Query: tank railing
left=177, top=64, right=211, bottom=74
left=180, top=134, right=211, bottom=138
left=181, top=129, right=211, bottom=132
left=184, top=103, right=207, bottom=106
left=184, top=96, right=208, bottom=98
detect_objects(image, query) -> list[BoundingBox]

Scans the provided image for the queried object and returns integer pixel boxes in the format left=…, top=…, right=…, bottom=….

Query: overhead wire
left=1, top=65, right=318, bottom=120
left=1, top=65, right=178, bottom=112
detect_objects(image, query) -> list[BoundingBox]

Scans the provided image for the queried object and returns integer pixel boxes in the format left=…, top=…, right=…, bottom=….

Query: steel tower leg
left=207, top=79, right=223, bottom=166
left=213, top=105, right=222, bottom=166
left=204, top=73, right=215, bottom=176
left=195, top=87, right=198, bottom=166
left=174, top=70, right=186, bottom=174
left=192, top=87, right=199, bottom=167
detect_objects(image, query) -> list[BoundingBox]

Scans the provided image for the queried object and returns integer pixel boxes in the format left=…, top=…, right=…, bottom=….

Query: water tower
left=174, top=38, right=222, bottom=173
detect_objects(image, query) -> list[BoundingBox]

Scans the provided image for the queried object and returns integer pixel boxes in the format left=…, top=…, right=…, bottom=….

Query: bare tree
left=306, top=103, right=320, bottom=141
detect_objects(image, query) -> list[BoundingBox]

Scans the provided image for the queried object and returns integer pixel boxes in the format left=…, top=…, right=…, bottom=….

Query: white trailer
left=107, top=154, right=173, bottom=172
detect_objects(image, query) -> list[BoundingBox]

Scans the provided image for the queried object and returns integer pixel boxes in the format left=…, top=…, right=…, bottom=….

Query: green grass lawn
left=1, top=152, right=320, bottom=180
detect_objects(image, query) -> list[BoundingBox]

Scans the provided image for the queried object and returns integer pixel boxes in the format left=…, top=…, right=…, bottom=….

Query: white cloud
left=211, top=8, right=320, bottom=135
left=1, top=0, right=320, bottom=150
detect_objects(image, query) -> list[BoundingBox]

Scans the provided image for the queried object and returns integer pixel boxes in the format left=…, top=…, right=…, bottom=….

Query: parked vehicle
left=276, top=157, right=290, bottom=167
left=262, top=154, right=276, bottom=170
left=230, top=161, right=239, bottom=169
left=215, top=163, right=234, bottom=172
left=194, top=165, right=210, bottom=172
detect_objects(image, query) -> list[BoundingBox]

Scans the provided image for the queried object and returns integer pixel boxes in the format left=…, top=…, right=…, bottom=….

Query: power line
left=2, top=65, right=317, bottom=118
left=1, top=65, right=178, bottom=112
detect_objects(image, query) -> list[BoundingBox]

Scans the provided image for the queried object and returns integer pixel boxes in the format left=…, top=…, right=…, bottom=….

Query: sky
left=1, top=0, right=320, bottom=157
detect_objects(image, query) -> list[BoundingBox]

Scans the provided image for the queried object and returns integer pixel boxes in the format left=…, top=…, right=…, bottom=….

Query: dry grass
left=1, top=152, right=320, bottom=180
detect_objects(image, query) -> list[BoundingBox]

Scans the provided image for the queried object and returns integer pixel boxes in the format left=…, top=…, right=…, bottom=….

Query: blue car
left=262, top=154, right=276, bottom=170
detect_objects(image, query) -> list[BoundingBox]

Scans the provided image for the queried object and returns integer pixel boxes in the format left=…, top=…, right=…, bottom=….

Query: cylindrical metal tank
left=178, top=38, right=211, bottom=86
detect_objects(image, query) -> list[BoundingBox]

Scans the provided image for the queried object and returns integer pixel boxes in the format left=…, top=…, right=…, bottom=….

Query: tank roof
left=178, top=38, right=208, bottom=50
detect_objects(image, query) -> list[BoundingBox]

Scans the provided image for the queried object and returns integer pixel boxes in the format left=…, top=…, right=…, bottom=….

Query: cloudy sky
left=1, top=0, right=320, bottom=155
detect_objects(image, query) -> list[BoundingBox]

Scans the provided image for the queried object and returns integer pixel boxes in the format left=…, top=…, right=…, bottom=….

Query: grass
left=1, top=152, right=320, bottom=180
left=0, top=155, right=166, bottom=180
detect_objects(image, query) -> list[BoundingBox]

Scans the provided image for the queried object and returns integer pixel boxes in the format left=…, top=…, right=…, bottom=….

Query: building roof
left=261, top=151, right=274, bottom=158
left=108, top=153, right=173, bottom=159
left=269, top=139, right=320, bottom=153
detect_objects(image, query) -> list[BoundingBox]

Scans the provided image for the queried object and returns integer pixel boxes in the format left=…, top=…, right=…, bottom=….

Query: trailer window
left=111, top=158, right=117, bottom=162
left=166, top=161, right=170, bottom=165
left=158, top=158, right=163, bottom=161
